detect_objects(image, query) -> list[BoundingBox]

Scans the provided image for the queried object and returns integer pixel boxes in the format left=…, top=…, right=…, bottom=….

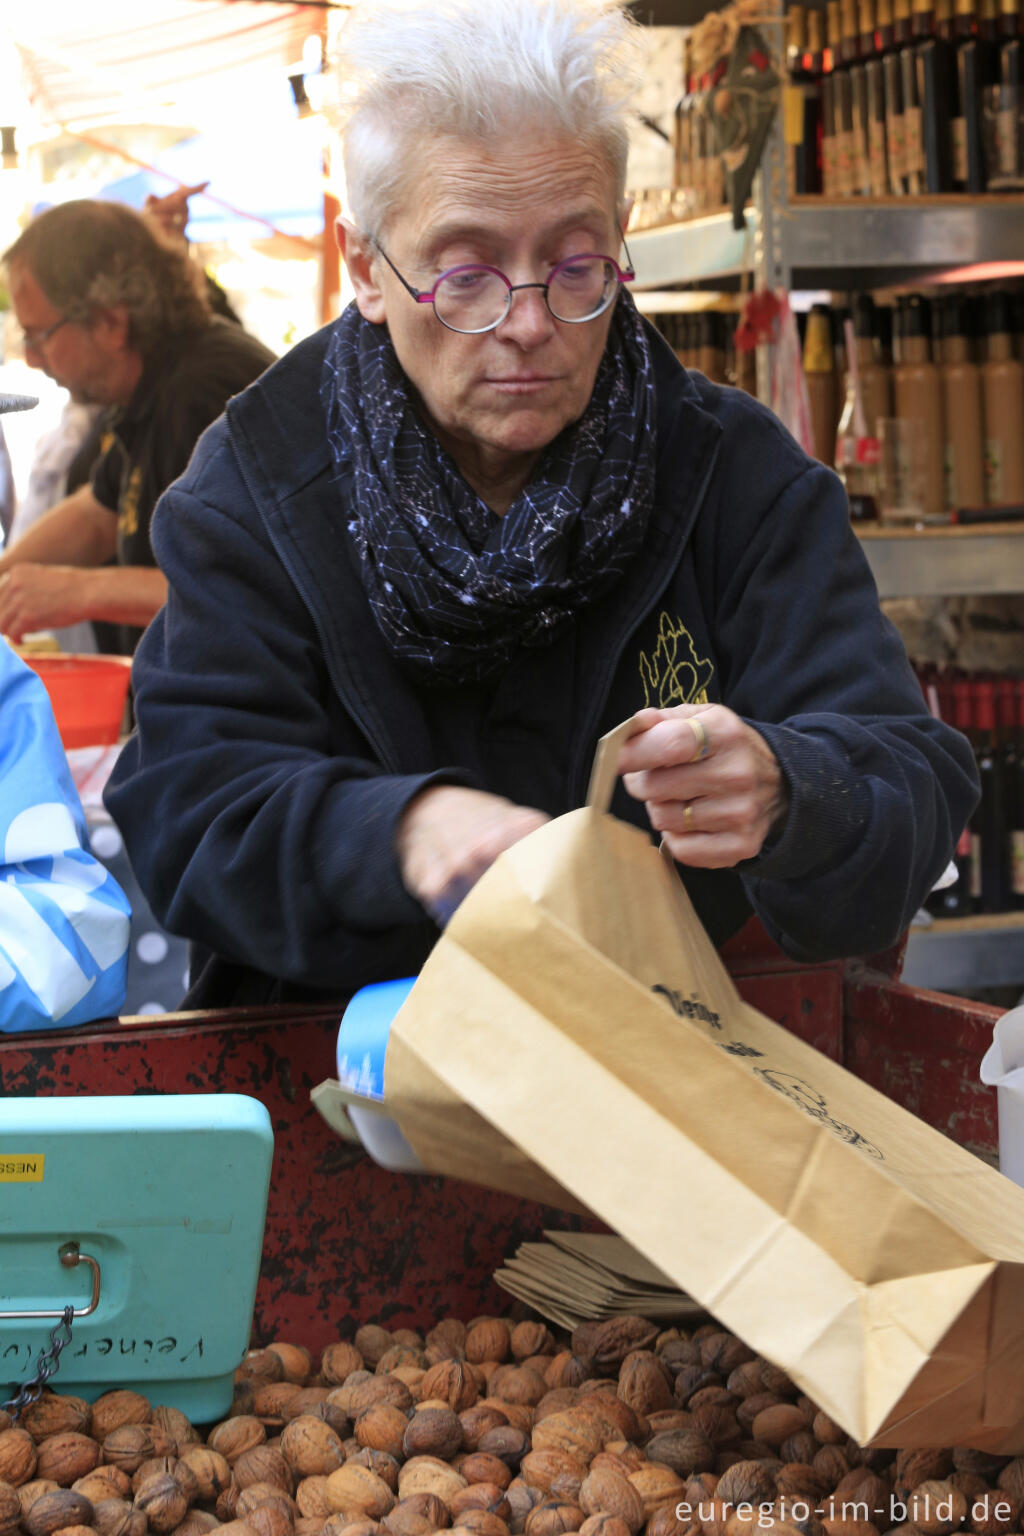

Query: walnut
left=674, top=1371, right=722, bottom=1409
left=521, top=1452, right=587, bottom=1497
left=751, top=1409, right=809, bottom=1450
left=968, top=1492, right=1019, bottom=1536
left=347, top=1452, right=401, bottom=1494
left=698, top=1338, right=754, bottom=1377
left=217, top=1484, right=242, bottom=1523
left=209, top=1418, right=269, bottom=1465
left=579, top=1467, right=645, bottom=1535
left=295, top=1475, right=333, bottom=1520
left=810, top=1414, right=845, bottom=1447
left=402, top=1407, right=462, bottom=1462
left=346, top=1381, right=414, bottom=1421
left=242, top=1495, right=298, bottom=1536
left=645, top=1432, right=715, bottom=1479
left=646, top=1508, right=700, bottom=1536
left=133, top=1472, right=189, bottom=1535
left=461, top=1407, right=511, bottom=1452
left=176, top=1514, right=224, bottom=1536
left=524, top=1500, right=586, bottom=1536
left=481, top=1402, right=534, bottom=1437
left=21, top=1395, right=93, bottom=1444
left=74, top=1470, right=132, bottom=1504
left=811, top=1448, right=850, bottom=1488
left=384, top=1492, right=452, bottom=1536
left=350, top=1330, right=393, bottom=1371
left=577, top=1395, right=645, bottom=1448
left=591, top=1320, right=659, bottom=1374
left=150, top=1405, right=200, bottom=1453
left=758, top=1366, right=795, bottom=1399
left=178, top=1445, right=233, bottom=1501
left=779, top=1435, right=819, bottom=1467
left=322, top=1346, right=366, bottom=1386
left=689, top=1409, right=740, bottom=1449
left=283, top=1417, right=348, bottom=1478
left=92, top=1496, right=148, bottom=1536
left=893, top=1452, right=952, bottom=1498
left=626, top=1465, right=687, bottom=1521
left=24, top=1490, right=96, bottom=1536
left=88, top=1394, right=150, bottom=1442
left=726, top=1365, right=767, bottom=1401
left=467, top=1323, right=512, bottom=1367
left=998, top=1459, right=1024, bottom=1501
left=532, top=1415, right=604, bottom=1465
left=239, top=1351, right=286, bottom=1388
left=420, top=1362, right=478, bottom=1414
left=375, top=1347, right=427, bottom=1377
left=397, top=1456, right=468, bottom=1505
left=0, top=1482, right=25, bottom=1536
left=426, top=1320, right=468, bottom=1359
left=353, top=1408, right=408, bottom=1464
left=19, top=1478, right=60, bottom=1520
left=618, top=1356, right=673, bottom=1418
left=268, top=1345, right=314, bottom=1384
left=323, top=1521, right=381, bottom=1536
left=309, top=1402, right=353, bottom=1440
left=544, top=1358, right=589, bottom=1393
left=828, top=1471, right=889, bottom=1524
left=453, top=1515, right=511, bottom=1536
left=460, top=1454, right=514, bottom=1491
left=36, top=1431, right=100, bottom=1486
left=735, top=1397, right=781, bottom=1437
left=325, top=1465, right=395, bottom=1521
left=905, top=1481, right=966, bottom=1536
left=477, top=1427, right=531, bottom=1472
left=234, top=1446, right=295, bottom=1497
left=254, top=1385, right=305, bottom=1428
left=0, top=1426, right=38, bottom=1485
left=510, top=1325, right=555, bottom=1363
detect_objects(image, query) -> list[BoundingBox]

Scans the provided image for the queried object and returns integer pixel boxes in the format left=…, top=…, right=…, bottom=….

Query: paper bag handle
left=586, top=718, right=642, bottom=815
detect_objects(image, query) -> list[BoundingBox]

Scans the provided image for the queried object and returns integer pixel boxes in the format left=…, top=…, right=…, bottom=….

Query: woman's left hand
left=618, top=704, right=790, bottom=868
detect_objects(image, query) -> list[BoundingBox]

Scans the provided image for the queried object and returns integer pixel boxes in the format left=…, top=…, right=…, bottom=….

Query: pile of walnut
left=1, top=1316, right=1021, bottom=1536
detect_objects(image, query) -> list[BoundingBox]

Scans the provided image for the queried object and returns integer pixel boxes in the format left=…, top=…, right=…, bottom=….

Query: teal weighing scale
left=1, top=1095, right=273, bottom=1423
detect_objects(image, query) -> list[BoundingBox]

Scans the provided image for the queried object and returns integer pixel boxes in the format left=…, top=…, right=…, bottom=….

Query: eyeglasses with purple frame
left=369, top=236, right=636, bottom=334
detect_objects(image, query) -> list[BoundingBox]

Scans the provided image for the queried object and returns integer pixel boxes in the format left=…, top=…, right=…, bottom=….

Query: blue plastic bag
left=0, top=643, right=130, bottom=1031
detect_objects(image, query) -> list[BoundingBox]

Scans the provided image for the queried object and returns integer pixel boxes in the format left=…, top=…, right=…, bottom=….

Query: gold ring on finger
left=683, top=802, right=695, bottom=832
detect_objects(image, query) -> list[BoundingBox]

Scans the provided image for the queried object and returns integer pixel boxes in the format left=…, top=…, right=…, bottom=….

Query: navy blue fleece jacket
left=104, top=317, right=979, bottom=1008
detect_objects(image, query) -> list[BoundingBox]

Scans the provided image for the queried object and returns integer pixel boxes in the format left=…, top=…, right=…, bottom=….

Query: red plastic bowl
left=21, top=654, right=133, bottom=750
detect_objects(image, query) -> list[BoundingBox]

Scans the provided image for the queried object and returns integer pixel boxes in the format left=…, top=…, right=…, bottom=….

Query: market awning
left=13, top=1, right=324, bottom=128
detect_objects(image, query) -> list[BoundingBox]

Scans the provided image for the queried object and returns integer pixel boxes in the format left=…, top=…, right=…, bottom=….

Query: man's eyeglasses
left=371, top=239, right=635, bottom=335
left=19, top=316, right=70, bottom=352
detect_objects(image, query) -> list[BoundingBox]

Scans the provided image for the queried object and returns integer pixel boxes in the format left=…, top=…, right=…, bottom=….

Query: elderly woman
left=105, top=0, right=976, bottom=1008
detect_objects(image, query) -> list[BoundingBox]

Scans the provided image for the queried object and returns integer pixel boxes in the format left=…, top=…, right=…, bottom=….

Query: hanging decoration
left=689, top=0, right=781, bottom=231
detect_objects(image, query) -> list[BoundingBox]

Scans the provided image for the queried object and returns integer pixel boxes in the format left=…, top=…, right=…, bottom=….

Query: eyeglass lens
left=434, top=256, right=617, bottom=333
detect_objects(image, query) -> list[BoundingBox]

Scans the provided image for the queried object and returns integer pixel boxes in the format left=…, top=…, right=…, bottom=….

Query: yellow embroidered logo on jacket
left=638, top=613, right=715, bottom=709
left=119, top=466, right=142, bottom=540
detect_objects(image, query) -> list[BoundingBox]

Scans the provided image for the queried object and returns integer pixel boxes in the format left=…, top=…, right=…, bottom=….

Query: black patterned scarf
left=320, top=291, right=657, bottom=684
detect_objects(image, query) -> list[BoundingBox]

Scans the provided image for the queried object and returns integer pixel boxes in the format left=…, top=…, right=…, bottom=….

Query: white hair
left=328, top=0, right=646, bottom=237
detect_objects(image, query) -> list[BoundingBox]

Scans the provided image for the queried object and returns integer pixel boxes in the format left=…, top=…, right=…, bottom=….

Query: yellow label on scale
left=0, top=1154, right=45, bottom=1182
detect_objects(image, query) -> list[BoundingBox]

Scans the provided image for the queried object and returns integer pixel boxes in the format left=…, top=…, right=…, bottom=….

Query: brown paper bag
left=384, top=722, right=1024, bottom=1451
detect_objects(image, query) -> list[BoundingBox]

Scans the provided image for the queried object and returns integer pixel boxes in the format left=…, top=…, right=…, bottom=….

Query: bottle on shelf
left=952, top=0, right=989, bottom=189
left=787, top=6, right=825, bottom=193
left=831, top=0, right=858, bottom=192
left=804, top=303, right=840, bottom=464
left=916, top=0, right=957, bottom=190
left=974, top=677, right=1009, bottom=912
left=836, top=316, right=881, bottom=519
left=852, top=293, right=895, bottom=435
left=821, top=3, right=840, bottom=192
left=893, top=293, right=947, bottom=520
left=981, top=291, right=1024, bottom=506
left=843, top=0, right=875, bottom=191
left=862, top=0, right=893, bottom=191
left=902, top=0, right=930, bottom=188
left=996, top=0, right=1024, bottom=189
left=879, top=0, right=909, bottom=190
left=941, top=296, right=987, bottom=512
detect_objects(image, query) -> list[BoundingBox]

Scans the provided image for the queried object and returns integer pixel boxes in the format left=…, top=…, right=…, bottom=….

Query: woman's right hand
left=396, top=784, right=549, bottom=927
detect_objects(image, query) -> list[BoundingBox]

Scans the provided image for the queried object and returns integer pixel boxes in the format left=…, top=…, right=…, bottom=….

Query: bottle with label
left=974, top=678, right=1009, bottom=912
left=881, top=0, right=909, bottom=189
left=902, top=0, right=931, bottom=188
left=787, top=7, right=824, bottom=193
left=981, top=291, right=1024, bottom=505
left=836, top=316, right=881, bottom=519
left=862, top=0, right=893, bottom=190
left=843, top=0, right=875, bottom=190
left=917, top=0, right=957, bottom=189
left=997, top=0, right=1023, bottom=190
left=805, top=303, right=840, bottom=464
left=821, top=4, right=840, bottom=192
left=894, top=293, right=947, bottom=520
left=807, top=9, right=828, bottom=192
left=853, top=293, right=895, bottom=435
left=941, top=297, right=987, bottom=512
left=831, top=0, right=857, bottom=191
left=953, top=0, right=989, bottom=188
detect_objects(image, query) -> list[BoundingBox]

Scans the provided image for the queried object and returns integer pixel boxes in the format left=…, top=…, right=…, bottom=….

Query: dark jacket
left=105, top=318, right=979, bottom=1009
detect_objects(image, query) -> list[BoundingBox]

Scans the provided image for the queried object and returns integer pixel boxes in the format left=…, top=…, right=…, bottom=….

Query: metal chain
left=1, top=1307, right=75, bottom=1422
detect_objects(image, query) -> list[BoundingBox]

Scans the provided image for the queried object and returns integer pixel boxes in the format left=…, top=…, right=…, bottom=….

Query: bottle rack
left=626, top=86, right=1024, bottom=992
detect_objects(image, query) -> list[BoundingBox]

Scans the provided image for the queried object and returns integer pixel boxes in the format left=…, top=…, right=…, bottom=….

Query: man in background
left=0, top=199, right=275, bottom=652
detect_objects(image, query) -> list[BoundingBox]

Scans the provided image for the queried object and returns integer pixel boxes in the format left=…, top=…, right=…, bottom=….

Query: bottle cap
left=808, top=9, right=826, bottom=50
left=859, top=0, right=877, bottom=32
left=911, top=0, right=934, bottom=18
left=954, top=0, right=975, bottom=15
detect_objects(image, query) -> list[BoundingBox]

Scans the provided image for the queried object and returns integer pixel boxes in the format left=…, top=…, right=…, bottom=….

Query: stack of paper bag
left=495, top=1231, right=705, bottom=1330
left=336, top=723, right=1024, bottom=1451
